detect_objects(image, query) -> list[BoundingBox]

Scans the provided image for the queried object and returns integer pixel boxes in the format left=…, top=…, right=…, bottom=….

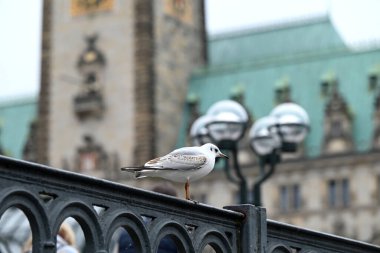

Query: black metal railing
left=266, top=220, right=380, bottom=253
left=0, top=155, right=379, bottom=253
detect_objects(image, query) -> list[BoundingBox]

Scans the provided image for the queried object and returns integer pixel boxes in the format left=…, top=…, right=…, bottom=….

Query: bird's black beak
left=218, top=152, right=229, bottom=159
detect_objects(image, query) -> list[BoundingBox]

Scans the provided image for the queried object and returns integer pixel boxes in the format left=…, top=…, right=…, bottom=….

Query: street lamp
left=269, top=102, right=310, bottom=148
left=250, top=102, right=310, bottom=206
left=204, top=100, right=249, bottom=203
left=206, top=100, right=248, bottom=146
left=190, top=100, right=309, bottom=205
left=249, top=116, right=281, bottom=157
left=190, top=115, right=213, bottom=146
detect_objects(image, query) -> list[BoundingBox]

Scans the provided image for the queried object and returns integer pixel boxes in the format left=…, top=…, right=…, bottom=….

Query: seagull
left=121, top=143, right=228, bottom=200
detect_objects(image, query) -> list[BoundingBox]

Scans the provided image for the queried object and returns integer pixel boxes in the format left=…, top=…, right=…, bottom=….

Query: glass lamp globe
left=270, top=102, right=310, bottom=143
left=207, top=100, right=249, bottom=122
left=206, top=100, right=249, bottom=143
left=249, top=116, right=281, bottom=156
left=190, top=115, right=213, bottom=146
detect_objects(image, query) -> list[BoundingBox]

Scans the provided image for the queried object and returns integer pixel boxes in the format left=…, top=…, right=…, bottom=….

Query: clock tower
left=37, top=0, right=206, bottom=179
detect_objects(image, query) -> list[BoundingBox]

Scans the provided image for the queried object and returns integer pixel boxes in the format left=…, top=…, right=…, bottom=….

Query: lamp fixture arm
left=252, top=150, right=279, bottom=206
left=256, top=150, right=278, bottom=185
left=231, top=147, right=248, bottom=203
left=223, top=154, right=240, bottom=184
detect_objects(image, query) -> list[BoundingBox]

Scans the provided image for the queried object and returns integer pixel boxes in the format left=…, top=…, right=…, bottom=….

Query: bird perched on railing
left=121, top=143, right=228, bottom=201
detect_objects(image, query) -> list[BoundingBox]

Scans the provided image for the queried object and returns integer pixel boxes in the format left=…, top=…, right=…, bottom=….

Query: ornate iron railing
left=0, top=155, right=379, bottom=253
left=266, top=220, right=380, bottom=253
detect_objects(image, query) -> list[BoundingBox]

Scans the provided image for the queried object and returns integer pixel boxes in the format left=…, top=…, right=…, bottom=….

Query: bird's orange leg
left=185, top=178, right=190, bottom=200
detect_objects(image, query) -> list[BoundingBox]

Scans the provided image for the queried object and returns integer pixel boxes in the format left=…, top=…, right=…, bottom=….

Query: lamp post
left=249, top=102, right=310, bottom=206
left=190, top=100, right=309, bottom=205
left=206, top=100, right=249, bottom=204
left=190, top=100, right=249, bottom=203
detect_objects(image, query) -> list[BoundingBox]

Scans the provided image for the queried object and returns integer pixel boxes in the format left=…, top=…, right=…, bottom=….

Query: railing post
left=42, top=240, right=56, bottom=253
left=225, top=204, right=267, bottom=253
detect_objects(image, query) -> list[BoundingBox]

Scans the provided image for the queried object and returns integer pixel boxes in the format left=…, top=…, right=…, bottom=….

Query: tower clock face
left=71, top=0, right=114, bottom=16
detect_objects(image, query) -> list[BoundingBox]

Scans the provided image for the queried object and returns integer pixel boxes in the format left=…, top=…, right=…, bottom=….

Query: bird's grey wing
left=144, top=148, right=207, bottom=171
left=166, top=153, right=207, bottom=170
left=143, top=156, right=173, bottom=170
left=163, top=147, right=207, bottom=170
left=170, top=147, right=205, bottom=156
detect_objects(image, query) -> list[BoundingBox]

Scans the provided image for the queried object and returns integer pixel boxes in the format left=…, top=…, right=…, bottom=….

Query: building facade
left=177, top=16, right=380, bottom=244
left=0, top=97, right=37, bottom=159
left=35, top=0, right=206, bottom=178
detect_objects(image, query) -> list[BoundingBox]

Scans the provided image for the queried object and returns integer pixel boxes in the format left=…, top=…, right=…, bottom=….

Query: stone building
left=35, top=0, right=206, bottom=178
left=177, top=16, right=380, bottom=244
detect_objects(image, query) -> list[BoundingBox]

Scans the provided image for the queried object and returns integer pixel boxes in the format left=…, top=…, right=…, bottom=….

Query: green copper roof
left=0, top=96, right=37, bottom=158
left=208, top=16, right=348, bottom=66
left=178, top=17, right=380, bottom=158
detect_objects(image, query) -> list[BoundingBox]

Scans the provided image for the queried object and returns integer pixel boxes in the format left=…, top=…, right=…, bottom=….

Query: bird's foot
left=186, top=198, right=199, bottom=204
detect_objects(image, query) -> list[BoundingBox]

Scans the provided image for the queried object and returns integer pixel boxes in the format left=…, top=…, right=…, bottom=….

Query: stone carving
left=70, top=135, right=120, bottom=180
left=76, top=135, right=108, bottom=172
left=230, top=85, right=245, bottom=104
left=74, top=34, right=106, bottom=120
left=275, top=78, right=292, bottom=104
left=323, top=87, right=353, bottom=154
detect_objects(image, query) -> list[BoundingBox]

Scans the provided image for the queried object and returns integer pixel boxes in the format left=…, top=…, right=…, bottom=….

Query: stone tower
left=37, top=0, right=206, bottom=179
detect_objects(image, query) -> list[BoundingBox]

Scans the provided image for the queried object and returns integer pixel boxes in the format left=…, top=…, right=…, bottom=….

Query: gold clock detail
left=71, top=0, right=114, bottom=16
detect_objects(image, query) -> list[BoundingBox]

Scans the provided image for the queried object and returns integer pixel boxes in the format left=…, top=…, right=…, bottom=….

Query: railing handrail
left=1, top=155, right=379, bottom=253
left=0, top=155, right=246, bottom=253
left=0, top=155, right=244, bottom=222
left=267, top=219, right=380, bottom=252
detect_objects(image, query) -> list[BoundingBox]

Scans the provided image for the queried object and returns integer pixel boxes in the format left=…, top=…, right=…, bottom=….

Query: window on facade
left=342, top=178, right=350, bottom=207
left=279, top=184, right=301, bottom=212
left=293, top=184, right=301, bottom=210
left=321, top=81, right=330, bottom=96
left=275, top=85, right=291, bottom=104
left=280, top=186, right=288, bottom=212
left=328, top=180, right=337, bottom=207
left=331, top=120, right=342, bottom=137
left=328, top=178, right=350, bottom=208
left=369, top=74, right=378, bottom=90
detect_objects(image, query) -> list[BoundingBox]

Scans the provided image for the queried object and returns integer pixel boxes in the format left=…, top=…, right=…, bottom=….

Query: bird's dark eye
left=215, top=149, right=218, bottom=153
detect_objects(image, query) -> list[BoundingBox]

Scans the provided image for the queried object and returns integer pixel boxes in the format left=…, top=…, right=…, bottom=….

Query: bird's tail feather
left=120, top=166, right=176, bottom=179
left=120, top=166, right=144, bottom=179
left=120, top=166, right=144, bottom=171
left=120, top=166, right=161, bottom=179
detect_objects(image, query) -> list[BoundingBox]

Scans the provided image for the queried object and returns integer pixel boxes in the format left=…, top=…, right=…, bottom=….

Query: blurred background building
left=35, top=0, right=206, bottom=175
left=0, top=0, right=380, bottom=248
left=178, top=15, right=380, bottom=244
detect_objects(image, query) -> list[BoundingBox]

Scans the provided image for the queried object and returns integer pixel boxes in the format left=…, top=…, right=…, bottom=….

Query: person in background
left=118, top=183, right=178, bottom=253
left=23, top=223, right=78, bottom=253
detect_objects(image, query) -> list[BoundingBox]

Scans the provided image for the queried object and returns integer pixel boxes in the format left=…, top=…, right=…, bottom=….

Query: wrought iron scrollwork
left=268, top=244, right=292, bottom=253
left=0, top=156, right=243, bottom=253
left=1, top=156, right=380, bottom=253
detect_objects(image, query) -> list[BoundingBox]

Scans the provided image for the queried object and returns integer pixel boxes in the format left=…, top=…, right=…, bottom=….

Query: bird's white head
left=201, top=143, right=228, bottom=159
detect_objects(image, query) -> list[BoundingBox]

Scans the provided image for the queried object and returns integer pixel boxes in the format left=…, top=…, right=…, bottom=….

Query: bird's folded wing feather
left=144, top=148, right=207, bottom=171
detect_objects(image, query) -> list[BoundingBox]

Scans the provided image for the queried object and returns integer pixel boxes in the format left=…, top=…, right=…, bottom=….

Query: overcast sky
left=1, top=0, right=380, bottom=100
